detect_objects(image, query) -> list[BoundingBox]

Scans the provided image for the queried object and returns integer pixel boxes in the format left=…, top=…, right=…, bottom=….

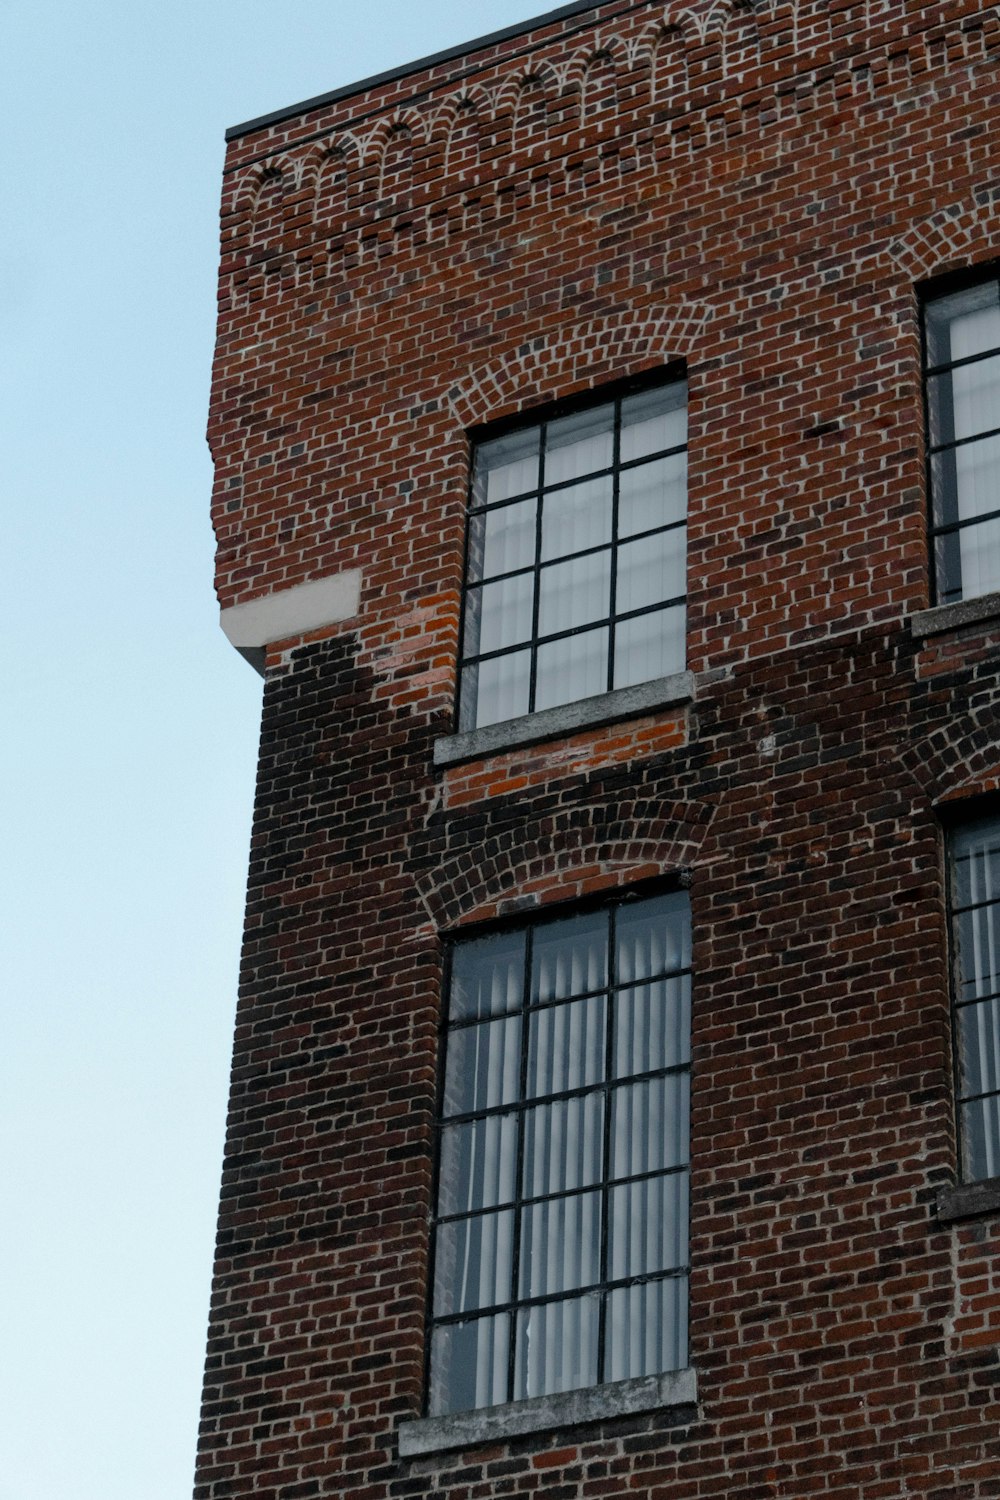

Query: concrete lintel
left=433, top=672, right=694, bottom=768
left=220, top=570, right=363, bottom=676
left=398, top=1368, right=697, bottom=1458
left=909, top=590, right=1000, bottom=639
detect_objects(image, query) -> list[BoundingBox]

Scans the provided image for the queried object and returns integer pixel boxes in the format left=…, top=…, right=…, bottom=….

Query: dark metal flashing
left=225, top=0, right=606, bottom=141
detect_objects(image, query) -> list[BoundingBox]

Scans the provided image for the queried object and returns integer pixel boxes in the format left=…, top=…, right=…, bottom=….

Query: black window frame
left=920, top=264, right=1000, bottom=609
left=455, top=367, right=689, bottom=734
left=946, top=804, right=1000, bottom=1188
left=425, top=881, right=693, bottom=1419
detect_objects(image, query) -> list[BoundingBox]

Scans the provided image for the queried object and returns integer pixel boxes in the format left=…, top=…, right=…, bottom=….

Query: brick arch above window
left=888, top=184, right=1000, bottom=283
left=445, top=304, right=711, bottom=433
left=415, top=802, right=715, bottom=932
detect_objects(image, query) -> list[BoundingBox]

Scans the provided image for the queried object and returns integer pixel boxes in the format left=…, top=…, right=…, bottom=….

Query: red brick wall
left=196, top=3, right=1000, bottom=1496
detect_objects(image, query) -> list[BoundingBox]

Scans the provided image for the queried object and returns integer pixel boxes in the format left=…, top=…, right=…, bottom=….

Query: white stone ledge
left=909, top=589, right=1000, bottom=639
left=398, top=1368, right=697, bottom=1458
left=433, top=671, right=695, bottom=768
left=220, top=570, right=363, bottom=674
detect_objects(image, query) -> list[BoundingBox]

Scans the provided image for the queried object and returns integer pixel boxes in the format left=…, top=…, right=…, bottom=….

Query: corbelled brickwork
left=197, top=2, right=1000, bottom=1496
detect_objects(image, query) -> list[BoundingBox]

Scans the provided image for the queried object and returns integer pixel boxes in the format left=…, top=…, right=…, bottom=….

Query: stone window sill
left=909, top=590, right=1000, bottom=639
left=433, top=671, right=695, bottom=769
left=398, top=1367, right=697, bottom=1458
left=936, top=1176, right=1000, bottom=1224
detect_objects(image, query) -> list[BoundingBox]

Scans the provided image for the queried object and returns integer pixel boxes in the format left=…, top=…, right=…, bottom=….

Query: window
left=458, top=377, right=688, bottom=732
left=924, top=275, right=1000, bottom=606
left=428, top=890, right=691, bottom=1418
left=950, top=814, right=1000, bottom=1182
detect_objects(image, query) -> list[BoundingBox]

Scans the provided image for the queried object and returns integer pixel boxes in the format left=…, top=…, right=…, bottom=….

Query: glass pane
left=522, top=1094, right=604, bottom=1198
left=535, top=626, right=609, bottom=711
left=605, top=1277, right=687, bottom=1383
left=443, top=1014, right=522, bottom=1116
left=434, top=1209, right=514, bottom=1316
left=527, top=995, right=606, bottom=1098
left=545, top=404, right=614, bottom=485
left=620, top=383, right=687, bottom=462
left=618, top=452, right=687, bottom=537
left=532, top=912, right=608, bottom=1002
left=953, top=820, right=1000, bottom=909
left=953, top=432, right=1000, bottom=521
left=957, top=901, right=1000, bottom=1004
left=930, top=355, right=1000, bottom=447
left=459, top=648, right=531, bottom=731
left=933, top=528, right=964, bottom=606
left=958, top=997, right=1000, bottom=1100
left=613, top=977, right=691, bottom=1077
left=438, top=1114, right=517, bottom=1215
left=519, top=1189, right=601, bottom=1298
left=537, top=550, right=611, bottom=635
left=429, top=1312, right=510, bottom=1415
left=611, top=1073, right=690, bottom=1178
left=962, top=1094, right=1000, bottom=1182
left=467, top=498, right=537, bottom=580
left=449, top=930, right=525, bottom=1022
left=613, top=604, right=685, bottom=688
left=958, top=515, right=1000, bottom=601
left=514, top=1293, right=599, bottom=1401
left=616, top=891, right=692, bottom=983
left=616, top=530, right=685, bottom=614
left=540, top=476, right=612, bottom=561
left=926, top=283, right=1000, bottom=369
left=608, top=1171, right=688, bottom=1278
left=473, top=428, right=539, bottom=505
left=466, top=571, right=534, bottom=656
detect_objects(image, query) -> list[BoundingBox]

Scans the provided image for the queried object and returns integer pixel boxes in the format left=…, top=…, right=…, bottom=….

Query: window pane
left=962, top=1095, right=1000, bottom=1182
left=429, top=1313, right=510, bottom=1415
left=616, top=891, right=692, bottom=983
left=608, top=1171, right=688, bottom=1278
left=439, top=1114, right=517, bottom=1214
left=526, top=994, right=606, bottom=1097
left=958, top=997, right=1000, bottom=1099
left=519, top=1190, right=601, bottom=1298
left=537, top=550, right=611, bottom=635
left=613, top=604, right=685, bottom=689
left=618, top=452, right=687, bottom=537
left=434, top=1210, right=514, bottom=1316
left=514, top=1294, right=600, bottom=1401
left=545, top=404, right=614, bottom=485
left=954, top=822, right=1000, bottom=908
left=532, top=912, right=609, bottom=1002
left=449, top=931, right=525, bottom=1022
left=443, top=1014, right=522, bottom=1116
left=459, top=649, right=531, bottom=731
left=926, top=284, right=1000, bottom=368
left=466, top=571, right=534, bottom=656
left=540, top=476, right=612, bottom=561
left=614, top=977, right=691, bottom=1077
left=616, top=529, right=686, bottom=614
left=611, top=1073, right=690, bottom=1178
left=957, top=901, right=1000, bottom=1004
left=929, top=355, right=1000, bottom=448
left=620, top=384, right=687, bottom=462
left=522, top=1094, right=604, bottom=1198
left=605, top=1277, right=687, bottom=1383
left=468, top=498, right=537, bottom=580
left=535, top=626, right=609, bottom=711
left=473, top=428, right=540, bottom=505
left=957, top=516, right=1000, bottom=602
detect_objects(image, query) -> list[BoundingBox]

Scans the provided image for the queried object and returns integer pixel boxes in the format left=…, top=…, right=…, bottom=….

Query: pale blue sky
left=0, top=4, right=548, bottom=1496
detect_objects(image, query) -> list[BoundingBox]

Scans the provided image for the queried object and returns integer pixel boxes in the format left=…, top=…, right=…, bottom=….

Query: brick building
left=196, top=2, right=1000, bottom=1495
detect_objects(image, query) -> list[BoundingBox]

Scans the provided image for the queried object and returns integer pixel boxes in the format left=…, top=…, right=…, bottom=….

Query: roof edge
left=225, top=0, right=605, bottom=141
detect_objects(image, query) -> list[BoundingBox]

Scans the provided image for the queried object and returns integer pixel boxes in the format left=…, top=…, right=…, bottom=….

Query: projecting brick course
left=196, top=1, right=1000, bottom=1496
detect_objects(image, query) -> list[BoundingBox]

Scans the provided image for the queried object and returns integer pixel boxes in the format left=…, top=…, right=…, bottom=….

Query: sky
left=0, top=4, right=551, bottom=1496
